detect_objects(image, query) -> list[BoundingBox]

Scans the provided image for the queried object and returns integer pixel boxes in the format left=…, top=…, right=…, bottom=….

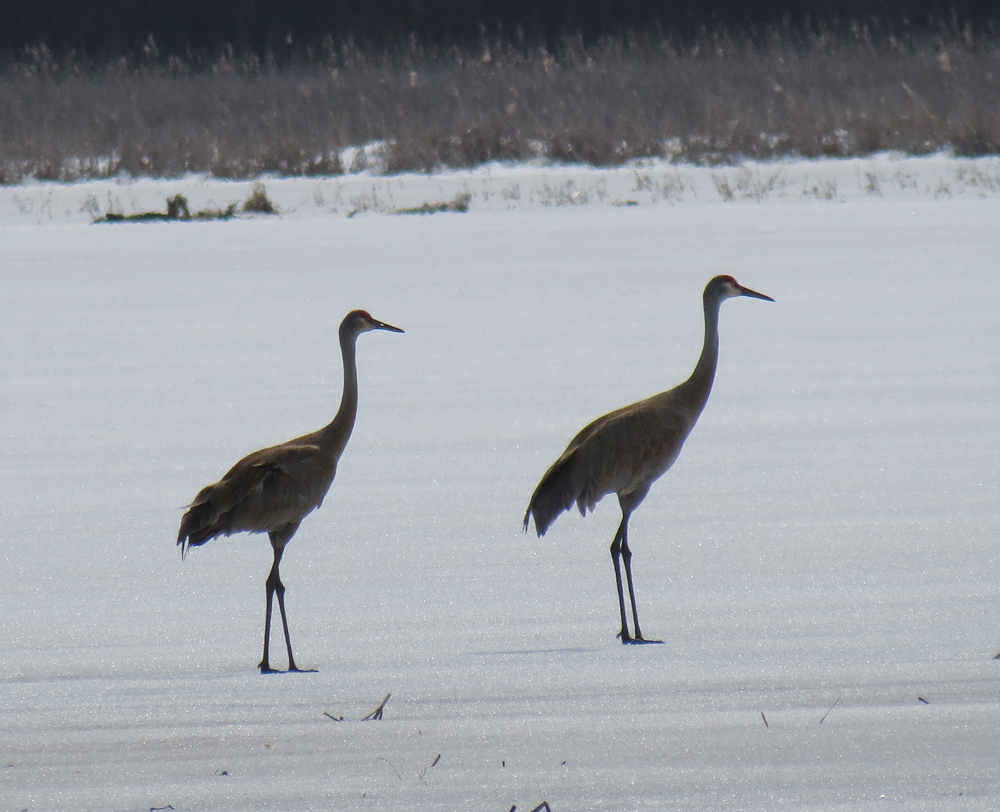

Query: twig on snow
left=417, top=753, right=442, bottom=784
left=323, top=692, right=391, bottom=721
left=363, top=693, right=391, bottom=720
left=377, top=756, right=402, bottom=780
left=819, top=691, right=844, bottom=724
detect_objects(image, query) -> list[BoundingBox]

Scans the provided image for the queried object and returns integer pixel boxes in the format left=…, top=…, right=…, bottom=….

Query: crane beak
left=373, top=319, right=405, bottom=333
left=738, top=284, right=774, bottom=302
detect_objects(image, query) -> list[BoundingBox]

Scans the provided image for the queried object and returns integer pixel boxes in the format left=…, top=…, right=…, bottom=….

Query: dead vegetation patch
left=95, top=184, right=278, bottom=222
left=395, top=192, right=471, bottom=214
left=5, top=25, right=1000, bottom=184
left=96, top=193, right=237, bottom=222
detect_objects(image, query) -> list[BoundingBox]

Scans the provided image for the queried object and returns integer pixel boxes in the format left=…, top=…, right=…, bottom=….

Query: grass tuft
left=241, top=183, right=278, bottom=214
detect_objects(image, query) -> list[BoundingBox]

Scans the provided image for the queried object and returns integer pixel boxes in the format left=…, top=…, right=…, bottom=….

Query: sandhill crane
left=177, top=309, right=403, bottom=673
left=523, top=276, right=773, bottom=644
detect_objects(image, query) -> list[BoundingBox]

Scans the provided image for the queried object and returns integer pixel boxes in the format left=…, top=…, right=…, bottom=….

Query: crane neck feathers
left=318, top=329, right=361, bottom=455
left=677, top=287, right=724, bottom=411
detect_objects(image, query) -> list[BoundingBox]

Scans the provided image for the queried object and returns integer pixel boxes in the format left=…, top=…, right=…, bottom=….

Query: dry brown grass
left=2, top=26, right=1000, bottom=184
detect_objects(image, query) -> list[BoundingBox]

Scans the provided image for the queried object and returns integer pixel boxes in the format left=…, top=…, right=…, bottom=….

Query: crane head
left=707, top=275, right=774, bottom=304
left=340, top=309, right=405, bottom=339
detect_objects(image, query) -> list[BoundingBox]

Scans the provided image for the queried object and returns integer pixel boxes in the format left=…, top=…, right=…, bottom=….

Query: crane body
left=178, top=309, right=403, bottom=672
left=524, top=276, right=773, bottom=643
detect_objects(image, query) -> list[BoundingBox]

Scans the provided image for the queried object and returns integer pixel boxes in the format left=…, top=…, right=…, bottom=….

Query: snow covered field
left=3, top=154, right=1000, bottom=811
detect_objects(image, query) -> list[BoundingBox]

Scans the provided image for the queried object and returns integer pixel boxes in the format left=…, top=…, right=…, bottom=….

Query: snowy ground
left=5, top=150, right=1000, bottom=225
left=2, top=155, right=1000, bottom=811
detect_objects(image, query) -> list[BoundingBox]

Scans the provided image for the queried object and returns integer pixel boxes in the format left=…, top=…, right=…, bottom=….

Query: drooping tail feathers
left=177, top=494, right=229, bottom=558
left=523, top=452, right=599, bottom=537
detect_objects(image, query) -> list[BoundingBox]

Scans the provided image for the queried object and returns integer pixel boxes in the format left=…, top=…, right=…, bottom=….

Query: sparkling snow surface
left=3, top=155, right=1000, bottom=811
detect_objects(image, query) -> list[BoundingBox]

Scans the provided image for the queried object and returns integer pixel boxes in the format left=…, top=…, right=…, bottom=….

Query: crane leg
left=610, top=515, right=633, bottom=642
left=274, top=575, right=311, bottom=672
left=259, top=550, right=282, bottom=673
left=259, top=533, right=316, bottom=674
left=620, top=526, right=661, bottom=644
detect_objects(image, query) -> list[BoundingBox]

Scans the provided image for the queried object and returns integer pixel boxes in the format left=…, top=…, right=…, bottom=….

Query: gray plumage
left=178, top=309, right=403, bottom=672
left=524, top=275, right=773, bottom=643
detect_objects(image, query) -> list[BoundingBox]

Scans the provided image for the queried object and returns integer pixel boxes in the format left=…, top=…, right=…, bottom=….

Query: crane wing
left=524, top=397, right=695, bottom=536
left=178, top=443, right=332, bottom=553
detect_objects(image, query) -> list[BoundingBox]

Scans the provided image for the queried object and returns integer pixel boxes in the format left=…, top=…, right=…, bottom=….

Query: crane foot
left=618, top=633, right=664, bottom=645
left=259, top=666, right=317, bottom=674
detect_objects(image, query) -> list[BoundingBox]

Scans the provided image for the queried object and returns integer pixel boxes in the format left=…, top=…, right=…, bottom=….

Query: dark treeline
left=4, top=0, right=1000, bottom=61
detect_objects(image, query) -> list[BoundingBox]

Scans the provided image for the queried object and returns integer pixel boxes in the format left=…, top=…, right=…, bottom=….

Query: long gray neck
left=679, top=292, right=722, bottom=414
left=320, top=330, right=360, bottom=455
